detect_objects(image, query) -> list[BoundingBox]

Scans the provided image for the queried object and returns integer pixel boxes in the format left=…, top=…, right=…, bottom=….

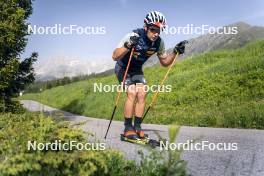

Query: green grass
left=22, top=40, right=264, bottom=129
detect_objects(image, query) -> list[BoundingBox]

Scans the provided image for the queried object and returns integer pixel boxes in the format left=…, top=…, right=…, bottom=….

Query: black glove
left=124, top=34, right=139, bottom=49
left=173, top=40, right=188, bottom=54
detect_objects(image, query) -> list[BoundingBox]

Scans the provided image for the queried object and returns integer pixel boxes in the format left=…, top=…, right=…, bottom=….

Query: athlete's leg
left=134, top=83, right=147, bottom=117
left=130, top=73, right=147, bottom=138
left=115, top=63, right=137, bottom=138
left=124, top=84, right=137, bottom=118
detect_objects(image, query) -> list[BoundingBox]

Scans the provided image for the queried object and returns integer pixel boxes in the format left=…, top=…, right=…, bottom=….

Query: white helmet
left=144, top=11, right=167, bottom=30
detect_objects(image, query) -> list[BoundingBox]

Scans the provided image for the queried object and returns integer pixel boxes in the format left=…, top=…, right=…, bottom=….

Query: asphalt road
left=22, top=100, right=264, bottom=176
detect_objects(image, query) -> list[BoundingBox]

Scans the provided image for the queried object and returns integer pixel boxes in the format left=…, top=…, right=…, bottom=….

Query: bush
left=137, top=125, right=187, bottom=176
left=0, top=112, right=136, bottom=175
left=0, top=112, right=187, bottom=176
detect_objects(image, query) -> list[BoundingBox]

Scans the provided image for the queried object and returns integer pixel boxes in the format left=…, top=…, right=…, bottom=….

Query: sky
left=23, top=0, right=264, bottom=62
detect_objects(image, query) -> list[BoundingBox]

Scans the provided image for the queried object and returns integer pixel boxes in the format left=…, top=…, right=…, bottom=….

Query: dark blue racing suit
left=115, top=28, right=162, bottom=85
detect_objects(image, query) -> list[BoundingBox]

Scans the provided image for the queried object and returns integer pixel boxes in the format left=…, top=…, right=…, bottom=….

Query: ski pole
left=142, top=52, right=179, bottom=122
left=104, top=48, right=135, bottom=139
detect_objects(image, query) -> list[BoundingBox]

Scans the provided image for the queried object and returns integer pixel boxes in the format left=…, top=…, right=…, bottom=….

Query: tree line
left=24, top=69, right=114, bottom=93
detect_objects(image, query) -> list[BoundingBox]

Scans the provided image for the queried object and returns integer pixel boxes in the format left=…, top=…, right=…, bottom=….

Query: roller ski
left=120, top=133, right=162, bottom=148
left=121, top=123, right=162, bottom=148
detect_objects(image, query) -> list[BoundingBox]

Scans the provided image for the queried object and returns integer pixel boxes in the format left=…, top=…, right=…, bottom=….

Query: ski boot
left=121, top=126, right=148, bottom=145
left=134, top=125, right=162, bottom=148
left=123, top=126, right=138, bottom=140
left=134, top=125, right=148, bottom=139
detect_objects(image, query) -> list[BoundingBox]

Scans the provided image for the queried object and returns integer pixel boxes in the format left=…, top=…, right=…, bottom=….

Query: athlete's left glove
left=173, top=40, right=188, bottom=54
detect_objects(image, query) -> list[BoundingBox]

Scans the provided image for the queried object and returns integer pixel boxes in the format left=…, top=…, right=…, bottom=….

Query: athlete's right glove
left=124, top=33, right=139, bottom=49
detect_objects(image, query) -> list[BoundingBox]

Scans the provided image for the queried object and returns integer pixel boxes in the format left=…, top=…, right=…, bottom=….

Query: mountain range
left=145, top=22, right=264, bottom=66
left=34, top=57, right=114, bottom=81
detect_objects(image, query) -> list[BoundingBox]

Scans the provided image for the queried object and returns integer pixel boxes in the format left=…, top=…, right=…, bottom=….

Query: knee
left=137, top=90, right=146, bottom=103
left=127, top=89, right=137, bottom=101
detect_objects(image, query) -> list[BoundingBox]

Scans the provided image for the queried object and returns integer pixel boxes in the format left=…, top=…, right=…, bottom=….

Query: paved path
left=22, top=100, right=264, bottom=176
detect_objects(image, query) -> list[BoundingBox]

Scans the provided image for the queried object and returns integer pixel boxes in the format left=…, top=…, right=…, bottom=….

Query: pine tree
left=0, top=0, right=37, bottom=112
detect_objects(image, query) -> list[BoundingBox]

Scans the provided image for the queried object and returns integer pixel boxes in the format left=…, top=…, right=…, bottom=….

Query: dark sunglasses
left=148, top=27, right=161, bottom=34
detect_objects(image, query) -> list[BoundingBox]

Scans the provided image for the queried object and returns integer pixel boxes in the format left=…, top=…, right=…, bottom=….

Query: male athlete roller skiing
left=112, top=11, right=186, bottom=140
